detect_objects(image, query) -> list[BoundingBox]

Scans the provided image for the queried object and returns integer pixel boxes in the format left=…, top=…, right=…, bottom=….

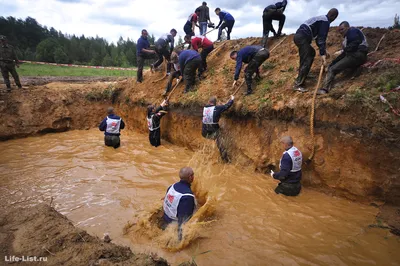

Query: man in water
left=270, top=136, right=302, bottom=196
left=317, top=21, right=368, bottom=95
left=293, top=8, right=339, bottom=92
left=230, top=45, right=270, bottom=95
left=261, top=0, right=288, bottom=47
left=99, top=107, right=125, bottom=149
left=147, top=99, right=168, bottom=147
left=163, top=167, right=196, bottom=240
left=202, top=95, right=234, bottom=162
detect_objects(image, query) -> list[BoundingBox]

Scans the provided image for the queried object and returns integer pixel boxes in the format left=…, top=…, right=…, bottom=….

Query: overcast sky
left=1, top=0, right=398, bottom=43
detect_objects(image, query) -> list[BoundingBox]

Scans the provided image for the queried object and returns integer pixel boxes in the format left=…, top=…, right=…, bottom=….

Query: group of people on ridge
left=98, top=1, right=372, bottom=240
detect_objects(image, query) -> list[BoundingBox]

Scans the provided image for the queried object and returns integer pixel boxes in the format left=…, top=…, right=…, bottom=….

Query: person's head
left=184, top=34, right=192, bottom=44
left=107, top=106, right=114, bottom=115
left=0, top=35, right=7, bottom=44
left=195, top=8, right=201, bottom=15
left=215, top=7, right=221, bottom=15
left=280, top=136, right=294, bottom=150
left=338, top=21, right=350, bottom=36
left=208, top=96, right=217, bottom=105
left=230, top=50, right=238, bottom=60
left=327, top=8, right=339, bottom=23
left=170, top=28, right=177, bottom=37
left=179, top=167, right=195, bottom=184
left=141, top=29, right=148, bottom=39
left=202, top=2, right=207, bottom=6
left=147, top=104, right=155, bottom=116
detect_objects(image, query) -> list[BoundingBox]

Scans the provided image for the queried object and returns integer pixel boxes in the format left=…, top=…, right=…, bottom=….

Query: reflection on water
left=0, top=129, right=399, bottom=266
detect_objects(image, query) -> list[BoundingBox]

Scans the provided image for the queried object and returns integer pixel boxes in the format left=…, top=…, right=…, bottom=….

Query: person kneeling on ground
left=163, top=51, right=181, bottom=96
left=317, top=21, right=368, bottom=95
left=163, top=167, right=197, bottom=240
left=99, top=107, right=125, bottom=149
left=202, top=95, right=234, bottom=162
left=270, top=136, right=302, bottom=196
left=230, top=45, right=270, bottom=95
left=179, top=49, right=202, bottom=93
left=147, top=99, right=168, bottom=147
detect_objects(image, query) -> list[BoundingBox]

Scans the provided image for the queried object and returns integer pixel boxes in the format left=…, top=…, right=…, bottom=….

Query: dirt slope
left=0, top=204, right=168, bottom=266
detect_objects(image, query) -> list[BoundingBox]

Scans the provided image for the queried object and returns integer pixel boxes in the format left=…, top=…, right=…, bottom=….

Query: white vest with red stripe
left=280, top=146, right=302, bottom=172
left=106, top=117, right=121, bottom=134
left=147, top=115, right=159, bottom=131
left=163, top=184, right=196, bottom=221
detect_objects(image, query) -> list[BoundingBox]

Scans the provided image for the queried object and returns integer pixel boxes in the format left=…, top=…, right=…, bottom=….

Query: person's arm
left=216, top=13, right=223, bottom=28
left=330, top=52, right=346, bottom=67
left=218, top=98, right=234, bottom=113
left=206, top=7, right=211, bottom=23
left=120, top=119, right=125, bottom=130
left=177, top=196, right=195, bottom=240
left=234, top=53, right=243, bottom=80
left=12, top=47, right=19, bottom=64
left=99, top=118, right=107, bottom=131
left=169, top=35, right=175, bottom=54
left=282, top=0, right=287, bottom=12
left=272, top=153, right=292, bottom=181
left=316, top=21, right=329, bottom=56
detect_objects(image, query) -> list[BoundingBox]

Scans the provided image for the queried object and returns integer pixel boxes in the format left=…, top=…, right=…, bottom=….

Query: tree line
left=0, top=16, right=183, bottom=67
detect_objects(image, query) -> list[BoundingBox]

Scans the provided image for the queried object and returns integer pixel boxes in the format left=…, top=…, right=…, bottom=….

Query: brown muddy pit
left=0, top=129, right=399, bottom=265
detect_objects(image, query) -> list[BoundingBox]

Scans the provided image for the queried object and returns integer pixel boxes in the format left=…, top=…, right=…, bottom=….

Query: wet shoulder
left=173, top=182, right=193, bottom=195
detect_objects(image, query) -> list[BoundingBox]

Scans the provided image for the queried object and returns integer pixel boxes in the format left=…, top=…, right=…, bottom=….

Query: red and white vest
left=202, top=106, right=217, bottom=124
left=147, top=115, right=159, bottom=131
left=105, top=117, right=121, bottom=134
left=280, top=146, right=302, bottom=172
left=163, top=184, right=196, bottom=221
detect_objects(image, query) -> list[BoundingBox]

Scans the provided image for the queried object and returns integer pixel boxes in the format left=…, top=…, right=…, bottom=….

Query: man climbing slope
left=215, top=8, right=235, bottom=41
left=179, top=49, right=202, bottom=93
left=318, top=21, right=368, bottom=95
left=270, top=136, right=303, bottom=196
left=184, top=34, right=214, bottom=73
left=202, top=96, right=234, bottom=162
left=151, top=29, right=177, bottom=75
left=230, top=45, right=270, bottom=95
left=184, top=9, right=201, bottom=36
left=293, top=8, right=339, bottom=92
left=99, top=107, right=126, bottom=149
left=261, top=0, right=288, bottom=47
left=163, top=51, right=181, bottom=96
left=163, top=167, right=197, bottom=240
left=147, top=99, right=168, bottom=147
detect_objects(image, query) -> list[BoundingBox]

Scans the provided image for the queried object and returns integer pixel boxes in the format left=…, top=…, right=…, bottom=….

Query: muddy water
left=0, top=129, right=399, bottom=266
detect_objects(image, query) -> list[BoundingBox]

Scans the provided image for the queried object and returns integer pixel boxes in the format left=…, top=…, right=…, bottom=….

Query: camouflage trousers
left=0, top=61, right=21, bottom=88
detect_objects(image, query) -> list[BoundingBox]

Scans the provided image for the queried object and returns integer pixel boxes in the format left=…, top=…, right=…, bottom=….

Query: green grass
left=18, top=63, right=137, bottom=77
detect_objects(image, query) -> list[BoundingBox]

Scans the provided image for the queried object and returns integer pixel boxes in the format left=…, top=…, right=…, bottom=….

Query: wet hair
left=327, top=8, right=339, bottom=22
left=107, top=107, right=114, bottom=114
left=170, top=28, right=177, bottom=34
left=230, top=51, right=237, bottom=58
left=215, top=8, right=221, bottom=12
left=339, top=21, right=350, bottom=28
left=281, top=136, right=294, bottom=146
left=208, top=96, right=217, bottom=105
left=179, top=167, right=194, bottom=181
left=147, top=104, right=155, bottom=117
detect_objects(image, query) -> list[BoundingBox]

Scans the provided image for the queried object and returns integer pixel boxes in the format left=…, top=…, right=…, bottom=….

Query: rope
left=308, top=65, right=325, bottom=161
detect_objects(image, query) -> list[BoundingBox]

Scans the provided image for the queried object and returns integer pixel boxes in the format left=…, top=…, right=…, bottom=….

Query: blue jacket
left=343, top=27, right=368, bottom=53
left=234, top=45, right=263, bottom=80
left=179, top=49, right=201, bottom=73
left=296, top=15, right=330, bottom=56
left=273, top=150, right=302, bottom=183
left=99, top=114, right=125, bottom=136
left=264, top=0, right=287, bottom=13
left=218, top=11, right=234, bottom=21
left=163, top=180, right=195, bottom=225
left=137, top=36, right=150, bottom=57
left=202, top=100, right=234, bottom=136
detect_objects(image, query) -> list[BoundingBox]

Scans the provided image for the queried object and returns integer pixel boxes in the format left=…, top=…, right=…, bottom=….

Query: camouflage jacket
left=0, top=44, right=18, bottom=62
